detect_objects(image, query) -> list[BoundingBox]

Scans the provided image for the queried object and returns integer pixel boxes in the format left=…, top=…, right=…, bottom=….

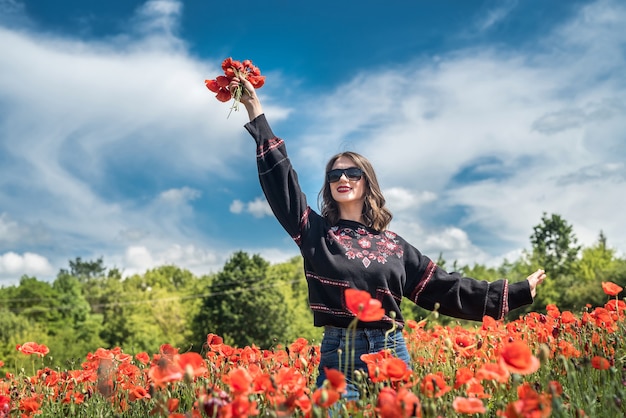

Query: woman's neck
left=338, top=202, right=365, bottom=224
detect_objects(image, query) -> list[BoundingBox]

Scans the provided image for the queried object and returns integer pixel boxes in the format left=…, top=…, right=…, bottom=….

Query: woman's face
left=329, top=156, right=366, bottom=207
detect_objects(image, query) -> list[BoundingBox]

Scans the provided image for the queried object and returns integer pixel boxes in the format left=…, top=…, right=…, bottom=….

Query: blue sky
left=1, top=0, right=625, bottom=283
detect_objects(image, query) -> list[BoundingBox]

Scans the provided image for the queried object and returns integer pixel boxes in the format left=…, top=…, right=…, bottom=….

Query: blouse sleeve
left=402, top=244, right=533, bottom=321
left=244, top=114, right=310, bottom=245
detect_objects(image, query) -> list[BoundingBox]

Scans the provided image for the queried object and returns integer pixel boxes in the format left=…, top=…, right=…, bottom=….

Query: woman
left=230, top=77, right=546, bottom=399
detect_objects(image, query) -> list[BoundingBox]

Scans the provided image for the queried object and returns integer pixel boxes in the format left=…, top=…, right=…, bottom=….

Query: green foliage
left=530, top=212, right=581, bottom=277
left=0, top=307, right=50, bottom=368
left=2, top=212, right=626, bottom=373
left=60, top=256, right=107, bottom=282
left=191, top=251, right=291, bottom=349
left=268, top=256, right=322, bottom=344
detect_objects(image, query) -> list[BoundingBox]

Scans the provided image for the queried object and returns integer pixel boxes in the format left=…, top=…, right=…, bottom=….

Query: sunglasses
left=326, top=167, right=364, bottom=183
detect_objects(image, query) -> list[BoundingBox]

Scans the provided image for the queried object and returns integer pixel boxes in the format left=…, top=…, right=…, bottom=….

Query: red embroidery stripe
left=309, top=304, right=352, bottom=317
left=300, top=206, right=311, bottom=230
left=293, top=207, right=311, bottom=246
left=500, top=280, right=509, bottom=319
left=257, top=137, right=283, bottom=158
left=410, top=261, right=436, bottom=303
left=305, top=272, right=350, bottom=287
left=376, top=287, right=402, bottom=303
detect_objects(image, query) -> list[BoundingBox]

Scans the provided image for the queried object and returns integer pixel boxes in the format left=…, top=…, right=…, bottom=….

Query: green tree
left=4, top=276, right=61, bottom=324
left=559, top=232, right=625, bottom=311
left=530, top=212, right=581, bottom=277
left=268, top=256, right=321, bottom=344
left=48, top=272, right=105, bottom=366
left=524, top=213, right=581, bottom=310
left=60, top=257, right=107, bottom=283
left=191, top=251, right=290, bottom=349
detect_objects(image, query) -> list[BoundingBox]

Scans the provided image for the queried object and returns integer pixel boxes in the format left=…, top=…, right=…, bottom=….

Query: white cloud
left=229, top=200, right=244, bottom=214
left=475, top=0, right=519, bottom=32
left=133, top=0, right=182, bottom=36
left=118, top=243, right=225, bottom=277
left=229, top=197, right=273, bottom=218
left=158, top=187, right=201, bottom=204
left=0, top=252, right=54, bottom=280
left=384, top=187, right=437, bottom=212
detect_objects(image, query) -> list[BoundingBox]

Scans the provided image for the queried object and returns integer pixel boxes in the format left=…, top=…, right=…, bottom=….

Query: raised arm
left=233, top=77, right=311, bottom=245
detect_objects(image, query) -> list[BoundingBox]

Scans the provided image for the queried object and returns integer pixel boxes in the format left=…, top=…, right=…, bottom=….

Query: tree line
left=1, top=212, right=625, bottom=369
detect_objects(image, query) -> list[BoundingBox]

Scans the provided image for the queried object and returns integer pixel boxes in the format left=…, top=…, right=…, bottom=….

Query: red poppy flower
left=148, top=356, right=183, bottom=388
left=224, top=367, right=253, bottom=395
left=591, top=355, right=611, bottom=370
left=311, top=387, right=340, bottom=408
left=560, top=311, right=577, bottom=324
left=206, top=333, right=224, bottom=351
left=206, top=57, right=266, bottom=112
left=345, top=288, right=385, bottom=322
left=288, top=337, right=309, bottom=354
left=376, top=387, right=400, bottom=418
left=602, top=281, right=623, bottom=296
left=420, top=372, right=451, bottom=398
left=476, top=362, right=510, bottom=383
left=135, top=352, right=150, bottom=365
left=453, top=396, right=486, bottom=414
left=379, top=357, right=412, bottom=382
left=499, top=341, right=540, bottom=375
left=454, top=367, right=474, bottom=389
left=177, top=352, right=208, bottom=379
left=0, top=395, right=10, bottom=415
left=159, top=343, right=179, bottom=356
left=16, top=342, right=49, bottom=357
left=324, top=368, right=346, bottom=393
left=129, top=386, right=151, bottom=402
left=377, top=387, right=421, bottom=418
left=504, top=382, right=552, bottom=418
left=19, top=396, right=41, bottom=414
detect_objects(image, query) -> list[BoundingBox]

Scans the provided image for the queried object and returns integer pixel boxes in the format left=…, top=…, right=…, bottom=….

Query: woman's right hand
left=229, top=77, right=263, bottom=121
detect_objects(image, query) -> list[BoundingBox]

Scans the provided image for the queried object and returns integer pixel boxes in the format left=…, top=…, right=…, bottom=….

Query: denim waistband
left=323, top=326, right=399, bottom=338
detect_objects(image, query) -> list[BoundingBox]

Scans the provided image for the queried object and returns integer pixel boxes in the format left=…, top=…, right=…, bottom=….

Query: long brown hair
left=318, top=151, right=393, bottom=232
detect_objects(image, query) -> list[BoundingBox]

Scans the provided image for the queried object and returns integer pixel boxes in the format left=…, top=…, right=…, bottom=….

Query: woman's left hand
left=526, top=269, right=547, bottom=298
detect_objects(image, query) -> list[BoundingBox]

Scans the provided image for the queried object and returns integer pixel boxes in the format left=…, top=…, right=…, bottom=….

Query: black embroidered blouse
left=245, top=114, right=533, bottom=329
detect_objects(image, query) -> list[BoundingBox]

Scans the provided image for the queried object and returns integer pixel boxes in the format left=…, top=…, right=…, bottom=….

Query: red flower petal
left=345, top=288, right=385, bottom=322
left=453, top=397, right=486, bottom=414
left=248, top=75, right=266, bottom=89
left=216, top=76, right=230, bottom=88
left=205, top=79, right=220, bottom=93
left=216, top=88, right=232, bottom=102
left=221, top=57, right=235, bottom=71
left=591, top=355, right=611, bottom=370
left=602, top=281, right=623, bottom=296
left=498, top=341, right=540, bottom=375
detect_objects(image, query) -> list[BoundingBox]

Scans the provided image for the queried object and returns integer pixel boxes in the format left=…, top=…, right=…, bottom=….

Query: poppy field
left=1, top=282, right=625, bottom=417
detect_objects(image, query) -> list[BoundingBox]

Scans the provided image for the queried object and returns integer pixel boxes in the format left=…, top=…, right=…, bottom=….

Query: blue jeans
left=315, top=326, right=411, bottom=401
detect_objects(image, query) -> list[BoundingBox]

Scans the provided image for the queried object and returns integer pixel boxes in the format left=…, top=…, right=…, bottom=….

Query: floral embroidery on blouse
left=329, top=226, right=404, bottom=268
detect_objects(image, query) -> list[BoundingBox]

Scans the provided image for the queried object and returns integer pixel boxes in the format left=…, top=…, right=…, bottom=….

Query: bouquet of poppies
left=205, top=58, right=265, bottom=116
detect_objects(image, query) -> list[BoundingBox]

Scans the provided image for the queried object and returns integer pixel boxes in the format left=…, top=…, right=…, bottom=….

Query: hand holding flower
left=205, top=57, right=265, bottom=118
left=229, top=76, right=263, bottom=121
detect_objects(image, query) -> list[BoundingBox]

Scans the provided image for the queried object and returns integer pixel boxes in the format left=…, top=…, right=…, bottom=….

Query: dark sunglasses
left=326, top=167, right=363, bottom=183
